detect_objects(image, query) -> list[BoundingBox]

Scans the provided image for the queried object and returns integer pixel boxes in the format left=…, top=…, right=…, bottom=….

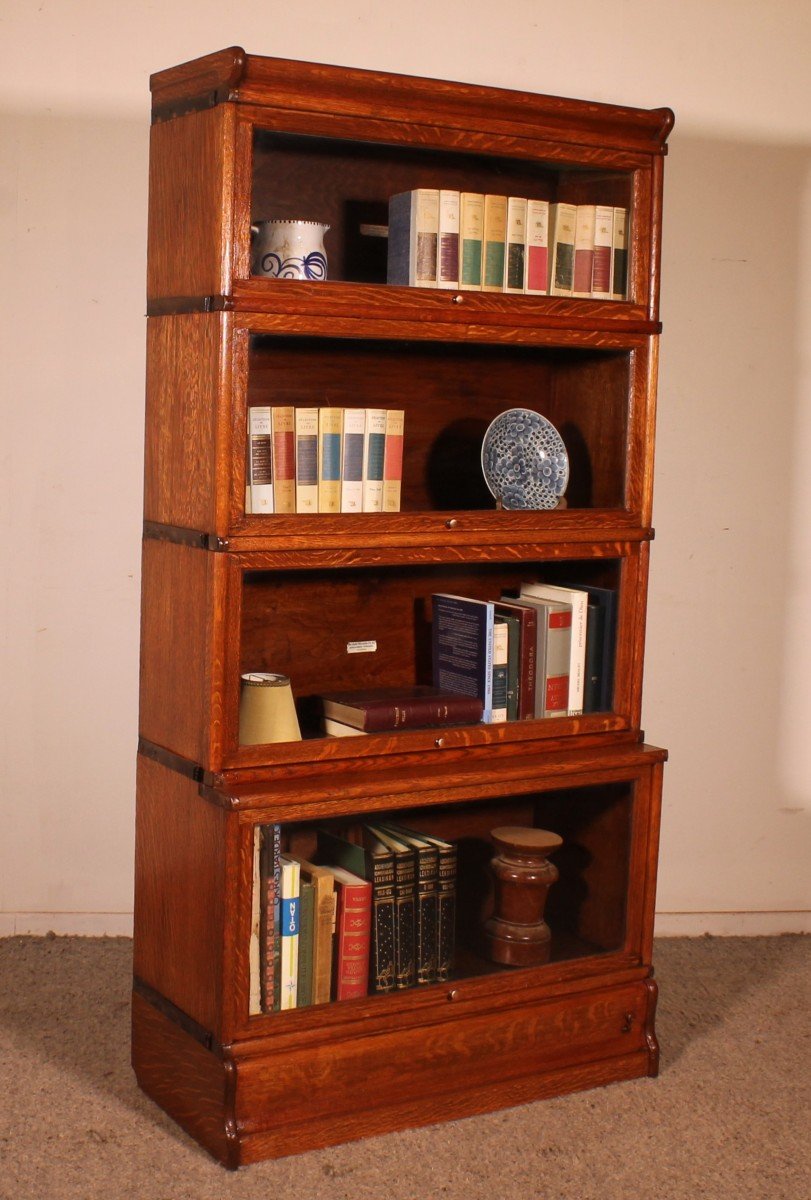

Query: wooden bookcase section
left=135, top=46, right=672, bottom=1167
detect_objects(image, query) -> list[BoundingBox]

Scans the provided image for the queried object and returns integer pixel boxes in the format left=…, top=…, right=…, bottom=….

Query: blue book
left=431, top=593, right=494, bottom=722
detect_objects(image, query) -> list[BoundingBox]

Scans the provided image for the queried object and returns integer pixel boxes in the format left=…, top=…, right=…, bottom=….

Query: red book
left=318, top=685, right=483, bottom=732
left=329, top=866, right=372, bottom=1001
left=494, top=600, right=538, bottom=720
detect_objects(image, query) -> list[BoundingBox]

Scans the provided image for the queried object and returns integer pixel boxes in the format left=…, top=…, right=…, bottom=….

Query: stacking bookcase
left=134, top=47, right=673, bottom=1167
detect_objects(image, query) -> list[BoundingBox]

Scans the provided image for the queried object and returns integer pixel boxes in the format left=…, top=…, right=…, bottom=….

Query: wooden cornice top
left=150, top=46, right=675, bottom=154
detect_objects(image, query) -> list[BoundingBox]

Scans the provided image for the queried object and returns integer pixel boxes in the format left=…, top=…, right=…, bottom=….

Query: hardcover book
left=437, top=189, right=460, bottom=289
left=387, top=189, right=439, bottom=287
left=366, top=825, right=417, bottom=989
left=459, top=192, right=484, bottom=290
left=561, top=582, right=617, bottom=712
left=524, top=198, right=549, bottom=295
left=591, top=205, right=614, bottom=299
left=260, top=823, right=281, bottom=1012
left=318, top=829, right=396, bottom=994
left=494, top=610, right=520, bottom=720
left=431, top=593, right=495, bottom=722
left=293, top=857, right=337, bottom=1006
left=317, top=684, right=483, bottom=732
left=412, top=830, right=456, bottom=982
left=278, top=855, right=301, bottom=1010
left=379, top=825, right=439, bottom=985
left=503, top=196, right=527, bottom=294
left=572, top=204, right=597, bottom=297
left=382, top=409, right=405, bottom=512
left=493, top=599, right=538, bottom=720
left=520, top=582, right=588, bottom=716
left=271, top=406, right=296, bottom=513
left=612, top=207, right=629, bottom=300
left=362, top=408, right=386, bottom=512
left=247, top=406, right=274, bottom=515
left=340, top=408, right=365, bottom=513
left=328, top=866, right=372, bottom=1001
left=294, top=407, right=319, bottom=513
left=491, top=618, right=509, bottom=723
left=482, top=194, right=508, bottom=292
left=548, top=202, right=577, bottom=296
left=296, top=878, right=315, bottom=1008
left=317, top=407, right=342, bottom=514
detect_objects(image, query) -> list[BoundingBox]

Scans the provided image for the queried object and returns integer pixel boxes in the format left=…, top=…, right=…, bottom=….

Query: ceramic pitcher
left=251, top=219, right=329, bottom=280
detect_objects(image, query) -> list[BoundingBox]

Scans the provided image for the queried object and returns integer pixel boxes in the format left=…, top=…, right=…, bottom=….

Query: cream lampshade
left=239, top=672, right=302, bottom=745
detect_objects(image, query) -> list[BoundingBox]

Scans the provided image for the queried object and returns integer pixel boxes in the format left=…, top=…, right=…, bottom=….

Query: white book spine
left=279, top=857, right=300, bottom=1010
left=340, top=408, right=366, bottom=513
left=247, top=406, right=274, bottom=514
left=519, top=582, right=587, bottom=715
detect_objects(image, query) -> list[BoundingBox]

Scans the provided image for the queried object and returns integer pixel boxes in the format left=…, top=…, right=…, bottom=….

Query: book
left=294, top=857, right=337, bottom=1006
left=278, top=855, right=301, bottom=1010
left=387, top=188, right=439, bottom=287
left=611, top=207, right=628, bottom=300
left=591, top=205, right=614, bottom=299
left=519, top=581, right=588, bottom=716
left=482, top=194, right=508, bottom=292
left=247, top=406, right=274, bottom=515
left=524, top=198, right=549, bottom=295
left=491, top=618, right=509, bottom=723
left=249, top=825, right=262, bottom=1015
left=318, top=407, right=342, bottom=514
left=548, top=202, right=577, bottom=296
left=494, top=609, right=520, bottom=721
left=411, top=830, right=456, bottom=982
left=260, top=823, right=281, bottom=1012
left=437, top=189, right=460, bottom=289
left=318, top=829, right=397, bottom=994
left=362, top=408, right=386, bottom=511
left=366, top=825, right=417, bottom=989
left=572, top=204, right=596, bottom=298
left=321, top=716, right=368, bottom=737
left=379, top=825, right=438, bottom=984
left=294, top=407, right=318, bottom=513
left=271, top=406, right=296, bottom=513
left=459, top=192, right=484, bottom=290
left=561, top=582, right=617, bottom=712
left=503, top=196, right=527, bottom=294
left=584, top=602, right=605, bottom=714
left=494, top=599, right=538, bottom=720
left=535, top=599, right=572, bottom=717
left=328, top=865, right=372, bottom=1001
left=317, top=685, right=483, bottom=732
left=340, top=408, right=365, bottom=513
left=296, top=878, right=315, bottom=1008
left=431, top=593, right=495, bottom=722
left=382, top=409, right=405, bottom=512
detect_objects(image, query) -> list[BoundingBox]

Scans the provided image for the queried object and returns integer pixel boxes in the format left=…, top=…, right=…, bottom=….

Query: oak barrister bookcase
left=134, top=47, right=673, bottom=1167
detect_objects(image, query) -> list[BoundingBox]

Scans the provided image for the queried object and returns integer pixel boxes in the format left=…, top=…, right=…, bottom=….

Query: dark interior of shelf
left=240, top=557, right=620, bottom=735
left=247, top=336, right=630, bottom=512
left=275, top=781, right=631, bottom=1005
left=251, top=130, right=634, bottom=284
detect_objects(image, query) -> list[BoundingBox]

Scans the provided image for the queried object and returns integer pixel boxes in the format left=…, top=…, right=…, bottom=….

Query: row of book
left=387, top=189, right=629, bottom=300
left=246, top=406, right=404, bottom=515
left=249, top=822, right=456, bottom=1014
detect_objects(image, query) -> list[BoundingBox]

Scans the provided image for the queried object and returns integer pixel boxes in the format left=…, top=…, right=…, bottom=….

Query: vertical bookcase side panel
left=144, top=313, right=233, bottom=532
left=628, top=165, right=654, bottom=313
left=139, top=538, right=227, bottom=768
left=636, top=759, right=665, bottom=964
left=647, top=155, right=666, bottom=324
left=133, top=755, right=229, bottom=1034
left=610, top=547, right=649, bottom=726
left=147, top=104, right=238, bottom=301
left=232, top=112, right=255, bottom=283
left=624, top=340, right=656, bottom=521
left=626, top=540, right=652, bottom=733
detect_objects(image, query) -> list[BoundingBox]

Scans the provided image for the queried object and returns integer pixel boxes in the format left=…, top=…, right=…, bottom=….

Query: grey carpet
left=0, top=935, right=808, bottom=1198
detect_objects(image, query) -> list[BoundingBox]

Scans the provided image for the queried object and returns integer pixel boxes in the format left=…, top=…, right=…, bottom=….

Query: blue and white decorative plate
left=481, top=408, right=569, bottom=510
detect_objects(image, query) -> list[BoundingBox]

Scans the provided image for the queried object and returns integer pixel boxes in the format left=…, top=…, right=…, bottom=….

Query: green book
left=296, top=879, right=315, bottom=1008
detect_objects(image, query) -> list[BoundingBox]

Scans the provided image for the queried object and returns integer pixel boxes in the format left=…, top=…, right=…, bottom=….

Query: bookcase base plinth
left=133, top=976, right=659, bottom=1167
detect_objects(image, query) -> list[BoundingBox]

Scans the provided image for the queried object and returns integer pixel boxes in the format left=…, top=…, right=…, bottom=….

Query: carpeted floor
left=0, top=935, right=808, bottom=1199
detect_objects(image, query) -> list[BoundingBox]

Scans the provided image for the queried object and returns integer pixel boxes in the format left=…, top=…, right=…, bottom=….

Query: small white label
left=347, top=640, right=377, bottom=654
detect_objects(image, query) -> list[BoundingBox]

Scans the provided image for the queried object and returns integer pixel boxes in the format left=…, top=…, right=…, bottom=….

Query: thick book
left=611, top=207, right=629, bottom=300
left=482, top=194, right=508, bottom=292
left=321, top=716, right=368, bottom=737
left=366, top=825, right=417, bottom=990
left=317, top=407, right=342, bottom=514
left=328, top=865, right=372, bottom=1001
left=382, top=409, right=405, bottom=512
left=591, top=205, right=614, bottom=299
left=317, top=829, right=397, bottom=994
left=387, top=189, right=439, bottom=288
left=561, top=582, right=617, bottom=712
left=431, top=593, right=494, bottom=722
left=362, top=408, right=386, bottom=512
left=317, top=685, right=483, bottom=732
left=548, top=202, right=577, bottom=295
left=247, top=406, right=273, bottom=515
left=278, top=856, right=300, bottom=1010
left=572, top=204, right=597, bottom=297
left=437, top=189, right=460, bottom=289
left=411, top=830, right=456, bottom=982
left=260, top=824, right=281, bottom=1013
left=524, top=198, right=549, bottom=295
left=520, top=581, right=588, bottom=716
left=340, top=408, right=365, bottom=513
left=271, top=406, right=296, bottom=513
left=503, top=196, right=527, bottom=294
left=296, top=878, right=315, bottom=1008
left=536, top=600, right=572, bottom=717
left=459, top=192, right=484, bottom=290
left=491, top=618, right=509, bottom=723
left=494, top=599, right=538, bottom=720
left=379, top=824, right=438, bottom=984
left=294, top=407, right=319, bottom=513
left=294, top=857, right=337, bottom=1006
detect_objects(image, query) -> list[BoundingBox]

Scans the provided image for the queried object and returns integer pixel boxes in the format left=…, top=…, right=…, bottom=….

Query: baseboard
left=654, top=911, right=810, bottom=936
left=0, top=912, right=134, bottom=937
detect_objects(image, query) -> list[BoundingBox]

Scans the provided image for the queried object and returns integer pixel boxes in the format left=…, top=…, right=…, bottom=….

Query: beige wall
left=2, top=1, right=809, bottom=935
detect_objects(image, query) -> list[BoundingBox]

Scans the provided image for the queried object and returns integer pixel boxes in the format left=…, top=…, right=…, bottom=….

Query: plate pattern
left=481, top=408, right=569, bottom=510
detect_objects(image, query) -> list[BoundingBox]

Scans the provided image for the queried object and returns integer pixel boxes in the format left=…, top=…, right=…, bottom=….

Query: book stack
left=246, top=406, right=404, bottom=515
left=387, top=189, right=629, bottom=300
left=317, top=685, right=484, bottom=737
left=249, top=821, right=457, bottom=1012
left=431, top=584, right=616, bottom=723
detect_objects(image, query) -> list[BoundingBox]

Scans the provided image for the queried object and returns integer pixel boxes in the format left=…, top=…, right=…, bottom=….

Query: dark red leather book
left=317, top=685, right=483, bottom=732
left=329, top=867, right=372, bottom=1001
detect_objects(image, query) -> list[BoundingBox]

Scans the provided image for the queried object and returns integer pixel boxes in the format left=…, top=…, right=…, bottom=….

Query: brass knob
left=447, top=988, right=459, bottom=1002
left=446, top=518, right=458, bottom=529
left=452, top=294, right=464, bottom=304
left=435, top=737, right=446, bottom=749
